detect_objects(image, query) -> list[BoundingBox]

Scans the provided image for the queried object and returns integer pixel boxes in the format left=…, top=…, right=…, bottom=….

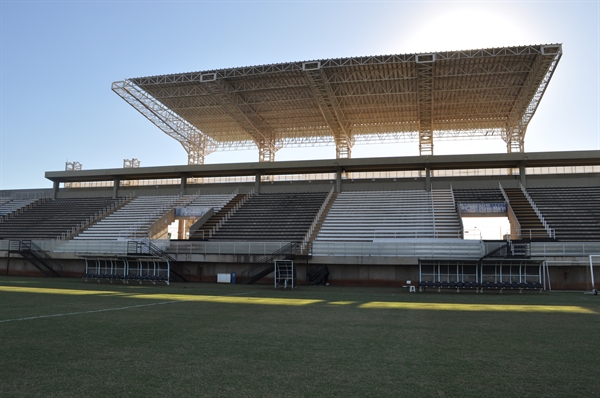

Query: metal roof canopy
left=112, top=44, right=562, bottom=165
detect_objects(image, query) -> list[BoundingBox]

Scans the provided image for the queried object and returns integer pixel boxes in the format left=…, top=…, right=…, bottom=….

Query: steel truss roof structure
left=112, top=44, right=562, bottom=165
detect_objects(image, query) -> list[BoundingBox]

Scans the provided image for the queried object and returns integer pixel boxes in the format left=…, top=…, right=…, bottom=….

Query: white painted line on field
left=0, top=300, right=179, bottom=323
left=0, top=290, right=262, bottom=323
left=228, top=291, right=259, bottom=296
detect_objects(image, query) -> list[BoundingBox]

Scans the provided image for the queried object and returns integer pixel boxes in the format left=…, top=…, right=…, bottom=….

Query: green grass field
left=1, top=276, right=598, bottom=398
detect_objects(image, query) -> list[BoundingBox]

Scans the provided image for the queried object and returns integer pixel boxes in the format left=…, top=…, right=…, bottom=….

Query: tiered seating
left=453, top=188, right=504, bottom=203
left=186, top=193, right=236, bottom=213
left=74, top=195, right=181, bottom=240
left=527, top=187, right=600, bottom=241
left=209, top=192, right=328, bottom=242
left=0, top=197, right=119, bottom=240
left=431, top=189, right=461, bottom=238
left=315, top=190, right=435, bottom=241
left=0, top=198, right=39, bottom=217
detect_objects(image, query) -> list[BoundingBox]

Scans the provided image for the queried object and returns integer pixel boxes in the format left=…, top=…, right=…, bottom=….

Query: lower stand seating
left=419, top=281, right=480, bottom=292
left=82, top=273, right=169, bottom=285
left=419, top=281, right=543, bottom=293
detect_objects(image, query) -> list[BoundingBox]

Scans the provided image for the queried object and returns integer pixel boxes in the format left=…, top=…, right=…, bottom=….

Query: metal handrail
left=301, top=187, right=335, bottom=252
left=210, top=189, right=254, bottom=238
left=519, top=182, right=555, bottom=239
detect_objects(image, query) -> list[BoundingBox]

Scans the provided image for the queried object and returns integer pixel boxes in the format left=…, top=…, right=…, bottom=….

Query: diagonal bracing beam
left=504, top=44, right=562, bottom=153
left=201, top=75, right=279, bottom=162
left=303, top=62, right=354, bottom=159
left=112, top=80, right=218, bottom=165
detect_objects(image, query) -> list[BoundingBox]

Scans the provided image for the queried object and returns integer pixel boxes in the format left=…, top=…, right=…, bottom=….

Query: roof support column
left=416, top=54, right=435, bottom=157
left=254, top=172, right=262, bottom=194
left=112, top=178, right=120, bottom=199
left=52, top=181, right=59, bottom=199
left=179, top=174, right=188, bottom=193
left=258, top=141, right=277, bottom=182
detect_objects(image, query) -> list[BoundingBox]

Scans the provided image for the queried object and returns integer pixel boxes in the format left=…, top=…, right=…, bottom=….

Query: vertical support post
left=519, top=163, right=527, bottom=188
left=180, top=174, right=188, bottom=193
left=254, top=173, right=261, bottom=195
left=425, top=166, right=431, bottom=192
left=112, top=178, right=120, bottom=199
left=52, top=181, right=59, bottom=199
left=416, top=53, right=435, bottom=157
left=335, top=167, right=342, bottom=193
left=590, top=255, right=597, bottom=291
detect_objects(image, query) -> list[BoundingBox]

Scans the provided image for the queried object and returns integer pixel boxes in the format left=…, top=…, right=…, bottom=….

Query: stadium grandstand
left=1, top=44, right=599, bottom=291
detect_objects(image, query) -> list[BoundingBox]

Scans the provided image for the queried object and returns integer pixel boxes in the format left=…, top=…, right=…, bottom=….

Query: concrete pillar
left=112, top=179, right=120, bottom=199
left=180, top=175, right=188, bottom=193
left=52, top=181, right=59, bottom=199
left=254, top=173, right=261, bottom=194
left=519, top=164, right=527, bottom=188
left=425, top=166, right=431, bottom=192
left=335, top=167, right=342, bottom=193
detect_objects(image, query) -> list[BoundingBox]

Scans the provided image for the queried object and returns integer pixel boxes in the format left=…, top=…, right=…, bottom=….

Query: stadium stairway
left=188, top=193, right=248, bottom=240
left=8, top=240, right=63, bottom=277
left=126, top=240, right=190, bottom=282
left=240, top=242, right=299, bottom=284
left=432, top=189, right=462, bottom=238
left=302, top=191, right=338, bottom=248
left=503, top=188, right=550, bottom=240
left=73, top=195, right=181, bottom=240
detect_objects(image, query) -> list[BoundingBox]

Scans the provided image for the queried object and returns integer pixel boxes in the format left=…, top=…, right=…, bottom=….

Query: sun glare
left=398, top=5, right=529, bottom=54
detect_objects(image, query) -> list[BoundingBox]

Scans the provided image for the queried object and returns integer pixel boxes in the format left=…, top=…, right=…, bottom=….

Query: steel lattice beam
left=303, top=63, right=354, bottom=158
left=114, top=44, right=562, bottom=162
left=111, top=80, right=218, bottom=165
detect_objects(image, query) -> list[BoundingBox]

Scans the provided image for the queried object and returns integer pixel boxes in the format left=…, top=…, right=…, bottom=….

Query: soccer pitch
left=1, top=276, right=598, bottom=397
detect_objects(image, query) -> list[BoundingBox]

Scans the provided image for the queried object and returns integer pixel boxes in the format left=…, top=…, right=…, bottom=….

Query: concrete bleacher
left=0, top=197, right=120, bottom=240
left=527, top=186, right=600, bottom=241
left=209, top=192, right=328, bottom=242
left=315, top=190, right=436, bottom=241
left=185, top=193, right=236, bottom=213
left=453, top=188, right=505, bottom=204
left=74, top=195, right=182, bottom=240
left=0, top=198, right=40, bottom=217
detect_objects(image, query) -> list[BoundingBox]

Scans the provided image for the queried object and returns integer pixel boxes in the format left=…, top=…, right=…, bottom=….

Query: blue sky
left=1, top=0, right=598, bottom=189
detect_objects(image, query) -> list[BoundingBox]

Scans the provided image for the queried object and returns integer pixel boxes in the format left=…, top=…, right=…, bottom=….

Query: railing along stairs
left=301, top=187, right=335, bottom=254
left=127, top=240, right=190, bottom=282
left=519, top=182, right=555, bottom=239
left=9, top=240, right=63, bottom=277
left=240, top=242, right=299, bottom=285
left=499, top=183, right=521, bottom=240
left=209, top=190, right=254, bottom=238
left=0, top=197, right=51, bottom=222
left=58, top=194, right=136, bottom=240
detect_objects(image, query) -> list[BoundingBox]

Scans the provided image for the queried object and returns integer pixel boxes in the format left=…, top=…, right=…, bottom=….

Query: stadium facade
left=1, top=45, right=599, bottom=291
